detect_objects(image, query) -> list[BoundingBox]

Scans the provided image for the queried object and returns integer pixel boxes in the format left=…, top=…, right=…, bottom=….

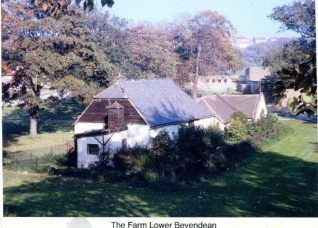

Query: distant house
left=74, top=79, right=215, bottom=168
left=198, top=93, right=267, bottom=130
left=242, top=67, right=271, bottom=93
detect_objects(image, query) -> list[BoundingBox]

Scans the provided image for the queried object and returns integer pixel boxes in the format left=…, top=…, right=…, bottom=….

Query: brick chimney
left=107, top=101, right=125, bottom=130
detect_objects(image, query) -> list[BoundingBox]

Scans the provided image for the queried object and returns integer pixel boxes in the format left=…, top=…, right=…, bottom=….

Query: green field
left=3, top=106, right=318, bottom=216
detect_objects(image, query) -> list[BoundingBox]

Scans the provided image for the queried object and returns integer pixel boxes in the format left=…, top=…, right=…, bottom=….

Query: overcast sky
left=98, top=0, right=299, bottom=37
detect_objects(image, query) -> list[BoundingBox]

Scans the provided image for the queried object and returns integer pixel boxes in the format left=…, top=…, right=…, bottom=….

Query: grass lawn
left=3, top=118, right=318, bottom=217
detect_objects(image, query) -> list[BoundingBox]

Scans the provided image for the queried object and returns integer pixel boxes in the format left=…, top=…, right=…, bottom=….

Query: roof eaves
left=149, top=115, right=214, bottom=129
left=73, top=100, right=94, bottom=125
left=202, top=97, right=227, bottom=123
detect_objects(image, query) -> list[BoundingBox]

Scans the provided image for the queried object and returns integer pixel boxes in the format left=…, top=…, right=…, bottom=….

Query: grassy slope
left=3, top=120, right=318, bottom=217
left=3, top=102, right=85, bottom=151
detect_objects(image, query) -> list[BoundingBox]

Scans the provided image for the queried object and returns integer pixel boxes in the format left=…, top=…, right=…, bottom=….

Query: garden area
left=3, top=103, right=318, bottom=217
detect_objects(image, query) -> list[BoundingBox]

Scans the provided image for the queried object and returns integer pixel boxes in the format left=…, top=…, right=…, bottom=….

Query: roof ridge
left=125, top=78, right=172, bottom=82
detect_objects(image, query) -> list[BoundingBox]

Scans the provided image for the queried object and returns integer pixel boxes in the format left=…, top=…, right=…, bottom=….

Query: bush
left=63, top=147, right=77, bottom=167
left=96, top=148, right=112, bottom=170
left=249, top=114, right=291, bottom=145
left=151, top=130, right=174, bottom=178
left=205, top=151, right=227, bottom=173
left=204, top=127, right=225, bottom=150
left=226, top=111, right=249, bottom=144
left=174, top=125, right=207, bottom=181
left=113, top=145, right=151, bottom=175
left=223, top=140, right=257, bottom=164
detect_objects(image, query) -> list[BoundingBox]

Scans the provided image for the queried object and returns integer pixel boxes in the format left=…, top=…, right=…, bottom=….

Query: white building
left=74, top=79, right=215, bottom=168
left=198, top=93, right=267, bottom=131
left=196, top=75, right=239, bottom=94
left=242, top=67, right=271, bottom=93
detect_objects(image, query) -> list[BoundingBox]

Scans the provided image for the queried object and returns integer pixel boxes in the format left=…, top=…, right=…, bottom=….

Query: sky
left=99, top=0, right=299, bottom=38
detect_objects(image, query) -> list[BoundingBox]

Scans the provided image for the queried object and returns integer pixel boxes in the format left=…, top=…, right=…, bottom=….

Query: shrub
left=97, top=148, right=112, bottom=170
left=205, top=151, right=227, bottom=173
left=203, top=127, right=225, bottom=150
left=226, top=111, right=249, bottom=144
left=174, top=125, right=207, bottom=181
left=223, top=140, right=257, bottom=164
left=113, top=145, right=151, bottom=174
left=151, top=130, right=174, bottom=178
left=64, top=147, right=77, bottom=167
left=250, top=114, right=291, bottom=145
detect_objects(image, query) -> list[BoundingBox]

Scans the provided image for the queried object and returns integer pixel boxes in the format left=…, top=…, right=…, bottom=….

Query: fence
left=3, top=141, right=73, bottom=173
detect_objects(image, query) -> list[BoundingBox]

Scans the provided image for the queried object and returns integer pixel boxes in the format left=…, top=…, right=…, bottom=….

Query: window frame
left=87, top=144, right=99, bottom=155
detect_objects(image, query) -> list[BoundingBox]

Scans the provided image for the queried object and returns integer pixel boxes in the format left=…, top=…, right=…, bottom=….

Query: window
left=218, top=79, right=221, bottom=83
left=104, top=114, right=109, bottom=129
left=87, top=144, right=99, bottom=155
left=122, top=138, right=127, bottom=151
left=224, top=79, right=227, bottom=83
left=212, top=79, right=215, bottom=83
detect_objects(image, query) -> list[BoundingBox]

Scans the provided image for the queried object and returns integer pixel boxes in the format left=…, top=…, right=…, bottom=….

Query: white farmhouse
left=74, top=79, right=215, bottom=168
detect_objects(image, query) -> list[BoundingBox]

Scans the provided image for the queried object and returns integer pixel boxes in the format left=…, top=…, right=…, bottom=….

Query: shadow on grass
left=2, top=100, right=85, bottom=147
left=4, top=150, right=318, bottom=217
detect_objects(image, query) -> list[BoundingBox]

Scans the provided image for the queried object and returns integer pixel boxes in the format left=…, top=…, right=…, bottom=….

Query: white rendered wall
left=77, top=120, right=220, bottom=168
left=77, top=124, right=152, bottom=168
left=194, top=117, right=215, bottom=128
left=253, top=94, right=268, bottom=121
left=74, top=122, right=104, bottom=134
left=197, top=77, right=238, bottom=93
left=77, top=124, right=183, bottom=168
left=150, top=124, right=180, bottom=140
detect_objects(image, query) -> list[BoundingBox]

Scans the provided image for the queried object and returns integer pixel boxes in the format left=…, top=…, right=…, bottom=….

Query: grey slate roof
left=199, top=94, right=260, bottom=123
left=94, top=79, right=213, bottom=127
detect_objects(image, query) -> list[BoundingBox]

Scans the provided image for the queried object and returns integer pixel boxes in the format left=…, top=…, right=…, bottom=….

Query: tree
left=31, top=0, right=115, bottom=17
left=86, top=12, right=131, bottom=74
left=2, top=2, right=117, bottom=136
left=175, top=125, right=207, bottom=181
left=226, top=111, right=249, bottom=144
left=170, top=11, right=240, bottom=96
left=265, top=0, right=316, bottom=115
left=270, top=0, right=315, bottom=39
left=125, top=24, right=180, bottom=79
left=151, top=131, right=174, bottom=178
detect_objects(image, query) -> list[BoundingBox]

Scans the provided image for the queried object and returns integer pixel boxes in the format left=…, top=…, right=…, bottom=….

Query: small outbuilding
left=198, top=93, right=267, bottom=130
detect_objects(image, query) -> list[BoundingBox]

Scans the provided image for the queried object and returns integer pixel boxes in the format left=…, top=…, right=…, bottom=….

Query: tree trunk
left=193, top=44, right=202, bottom=98
left=30, top=116, right=38, bottom=137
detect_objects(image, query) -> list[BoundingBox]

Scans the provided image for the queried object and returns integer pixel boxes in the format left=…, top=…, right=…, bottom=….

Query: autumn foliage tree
left=2, top=1, right=117, bottom=136
left=125, top=24, right=180, bottom=79
left=31, top=0, right=115, bottom=17
left=263, top=0, right=316, bottom=115
left=170, top=11, right=240, bottom=94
